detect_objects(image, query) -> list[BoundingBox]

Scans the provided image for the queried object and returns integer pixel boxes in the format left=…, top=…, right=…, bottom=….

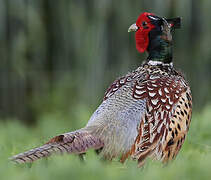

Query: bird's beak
left=128, top=23, right=138, bottom=32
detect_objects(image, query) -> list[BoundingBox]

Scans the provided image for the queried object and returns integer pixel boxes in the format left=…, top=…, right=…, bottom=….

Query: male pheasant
left=10, top=12, right=192, bottom=167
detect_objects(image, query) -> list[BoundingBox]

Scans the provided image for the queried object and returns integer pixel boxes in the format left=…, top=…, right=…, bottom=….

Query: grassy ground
left=1, top=105, right=211, bottom=180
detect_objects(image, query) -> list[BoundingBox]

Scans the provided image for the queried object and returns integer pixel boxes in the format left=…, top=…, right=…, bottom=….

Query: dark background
left=0, top=0, right=211, bottom=124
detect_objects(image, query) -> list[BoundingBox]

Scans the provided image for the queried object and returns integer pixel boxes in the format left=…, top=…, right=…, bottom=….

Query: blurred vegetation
left=0, top=0, right=211, bottom=179
left=0, top=0, right=211, bottom=123
left=1, top=105, right=211, bottom=179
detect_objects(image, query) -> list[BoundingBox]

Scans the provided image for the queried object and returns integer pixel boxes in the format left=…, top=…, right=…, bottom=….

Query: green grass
left=1, top=105, right=211, bottom=180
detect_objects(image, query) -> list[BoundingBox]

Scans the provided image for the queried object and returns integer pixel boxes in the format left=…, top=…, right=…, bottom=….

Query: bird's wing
left=161, top=86, right=192, bottom=163
left=120, top=72, right=192, bottom=166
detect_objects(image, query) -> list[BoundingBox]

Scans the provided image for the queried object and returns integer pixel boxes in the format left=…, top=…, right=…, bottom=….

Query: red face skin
left=135, top=12, right=156, bottom=53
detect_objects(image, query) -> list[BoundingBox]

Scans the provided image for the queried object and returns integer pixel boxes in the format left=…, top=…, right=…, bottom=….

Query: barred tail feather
left=10, top=130, right=104, bottom=164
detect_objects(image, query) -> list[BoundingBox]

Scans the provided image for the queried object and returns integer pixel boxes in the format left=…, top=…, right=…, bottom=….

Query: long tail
left=10, top=130, right=104, bottom=164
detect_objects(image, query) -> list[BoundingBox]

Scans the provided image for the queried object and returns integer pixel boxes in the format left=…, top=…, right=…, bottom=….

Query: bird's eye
left=142, top=21, right=148, bottom=26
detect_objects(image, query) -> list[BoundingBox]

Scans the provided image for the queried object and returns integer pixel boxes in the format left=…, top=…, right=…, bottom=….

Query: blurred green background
left=0, top=0, right=211, bottom=179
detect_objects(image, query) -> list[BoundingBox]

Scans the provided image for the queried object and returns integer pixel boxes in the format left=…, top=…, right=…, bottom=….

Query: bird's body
left=86, top=61, right=192, bottom=165
left=10, top=12, right=192, bottom=167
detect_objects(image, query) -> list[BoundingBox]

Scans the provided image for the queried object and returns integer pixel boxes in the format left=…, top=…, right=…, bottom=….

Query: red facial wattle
left=135, top=12, right=156, bottom=53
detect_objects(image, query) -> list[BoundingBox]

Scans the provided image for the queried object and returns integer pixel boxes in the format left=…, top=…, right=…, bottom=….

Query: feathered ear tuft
left=166, top=17, right=181, bottom=29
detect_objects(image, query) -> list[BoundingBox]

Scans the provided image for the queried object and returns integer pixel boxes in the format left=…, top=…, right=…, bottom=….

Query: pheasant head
left=128, top=12, right=181, bottom=63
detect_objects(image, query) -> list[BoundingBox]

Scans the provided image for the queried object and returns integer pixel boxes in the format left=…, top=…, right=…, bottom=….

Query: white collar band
left=148, top=60, right=173, bottom=67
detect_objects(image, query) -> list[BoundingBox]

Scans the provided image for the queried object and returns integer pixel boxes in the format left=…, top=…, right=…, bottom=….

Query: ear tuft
left=166, top=17, right=181, bottom=29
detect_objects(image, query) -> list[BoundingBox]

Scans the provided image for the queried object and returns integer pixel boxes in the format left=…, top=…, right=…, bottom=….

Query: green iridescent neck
left=147, top=36, right=173, bottom=64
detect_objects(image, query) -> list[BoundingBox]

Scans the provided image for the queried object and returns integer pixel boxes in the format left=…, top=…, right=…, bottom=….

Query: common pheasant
left=10, top=12, right=192, bottom=167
